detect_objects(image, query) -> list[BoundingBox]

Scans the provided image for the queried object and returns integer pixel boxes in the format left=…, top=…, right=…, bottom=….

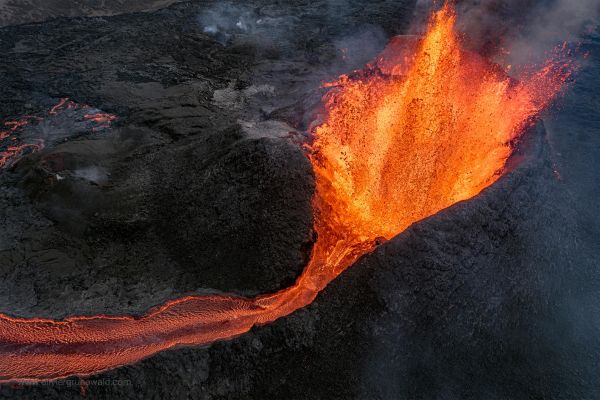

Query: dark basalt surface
left=1, top=1, right=600, bottom=399
left=0, top=0, right=417, bottom=316
left=0, top=0, right=183, bottom=27
left=155, top=131, right=315, bottom=292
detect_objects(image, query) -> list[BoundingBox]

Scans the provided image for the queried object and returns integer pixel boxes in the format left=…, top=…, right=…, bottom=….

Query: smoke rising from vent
left=506, top=0, right=599, bottom=65
left=414, top=0, right=599, bottom=66
left=333, top=27, right=388, bottom=69
left=197, top=2, right=299, bottom=48
left=73, top=166, right=109, bottom=185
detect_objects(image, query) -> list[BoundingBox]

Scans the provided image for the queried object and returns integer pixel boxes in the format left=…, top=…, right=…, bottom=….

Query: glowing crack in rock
left=0, top=98, right=116, bottom=169
left=0, top=3, right=575, bottom=382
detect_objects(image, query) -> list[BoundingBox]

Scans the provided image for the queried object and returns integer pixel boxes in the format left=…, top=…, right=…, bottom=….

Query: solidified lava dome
left=0, top=3, right=576, bottom=382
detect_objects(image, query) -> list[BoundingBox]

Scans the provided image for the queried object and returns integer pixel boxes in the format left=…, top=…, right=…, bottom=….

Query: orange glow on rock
left=0, top=3, right=575, bottom=382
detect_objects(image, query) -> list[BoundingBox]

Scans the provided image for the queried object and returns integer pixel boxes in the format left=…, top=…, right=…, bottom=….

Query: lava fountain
left=0, top=3, right=575, bottom=382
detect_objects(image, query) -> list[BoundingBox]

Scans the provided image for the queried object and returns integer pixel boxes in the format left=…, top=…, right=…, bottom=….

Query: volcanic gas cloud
left=0, top=3, right=575, bottom=382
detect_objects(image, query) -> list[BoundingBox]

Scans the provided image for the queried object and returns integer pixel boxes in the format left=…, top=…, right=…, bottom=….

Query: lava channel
left=0, top=3, right=576, bottom=382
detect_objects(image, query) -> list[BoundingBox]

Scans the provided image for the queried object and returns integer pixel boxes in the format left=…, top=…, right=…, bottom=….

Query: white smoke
left=197, top=2, right=298, bottom=46
left=198, top=3, right=257, bottom=43
left=507, top=0, right=600, bottom=64
left=333, top=26, right=388, bottom=69
left=73, top=166, right=109, bottom=185
left=413, top=0, right=600, bottom=65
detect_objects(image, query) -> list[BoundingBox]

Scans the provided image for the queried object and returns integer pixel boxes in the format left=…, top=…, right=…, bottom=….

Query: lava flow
left=0, top=98, right=116, bottom=169
left=0, top=116, right=43, bottom=169
left=0, top=3, right=575, bottom=382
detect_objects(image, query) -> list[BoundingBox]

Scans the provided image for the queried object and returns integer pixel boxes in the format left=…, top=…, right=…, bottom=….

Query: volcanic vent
left=0, top=3, right=575, bottom=382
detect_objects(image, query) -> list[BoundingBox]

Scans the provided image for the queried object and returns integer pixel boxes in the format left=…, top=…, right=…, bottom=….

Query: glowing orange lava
left=0, top=98, right=117, bottom=168
left=0, top=3, right=575, bottom=382
left=84, top=112, right=117, bottom=130
left=0, top=116, right=42, bottom=168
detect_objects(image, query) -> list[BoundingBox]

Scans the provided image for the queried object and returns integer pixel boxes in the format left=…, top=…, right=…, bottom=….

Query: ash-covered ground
left=0, top=0, right=599, bottom=399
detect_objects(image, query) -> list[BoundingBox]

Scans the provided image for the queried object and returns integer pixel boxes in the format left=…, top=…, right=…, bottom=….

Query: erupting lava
left=0, top=3, right=575, bottom=382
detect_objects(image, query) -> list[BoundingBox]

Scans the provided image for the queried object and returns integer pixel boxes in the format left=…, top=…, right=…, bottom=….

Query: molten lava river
left=0, top=4, right=575, bottom=382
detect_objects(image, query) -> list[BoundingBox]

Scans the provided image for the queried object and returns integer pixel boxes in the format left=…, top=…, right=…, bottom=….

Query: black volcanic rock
left=0, top=0, right=183, bottom=27
left=154, top=128, right=315, bottom=293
